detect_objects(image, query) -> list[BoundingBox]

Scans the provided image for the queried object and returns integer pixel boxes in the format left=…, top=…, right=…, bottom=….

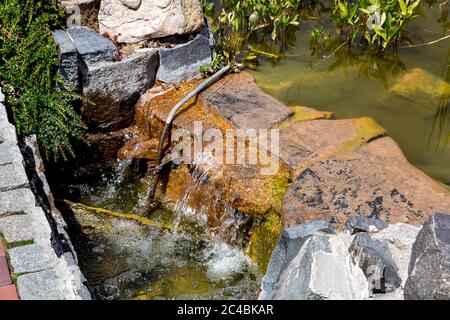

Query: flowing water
left=65, top=160, right=261, bottom=300
left=62, top=2, right=449, bottom=300
left=250, top=3, right=450, bottom=185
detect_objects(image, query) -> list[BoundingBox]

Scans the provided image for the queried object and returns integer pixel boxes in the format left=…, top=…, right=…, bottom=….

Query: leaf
left=398, top=0, right=407, bottom=15
left=374, top=26, right=387, bottom=41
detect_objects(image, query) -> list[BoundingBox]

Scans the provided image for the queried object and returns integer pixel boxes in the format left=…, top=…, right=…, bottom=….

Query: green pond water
left=250, top=3, right=450, bottom=185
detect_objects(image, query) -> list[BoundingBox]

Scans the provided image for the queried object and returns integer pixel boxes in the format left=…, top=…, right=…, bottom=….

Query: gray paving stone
left=0, top=214, right=33, bottom=243
left=17, top=269, right=68, bottom=300
left=0, top=122, right=17, bottom=144
left=0, top=141, right=23, bottom=164
left=8, top=243, right=58, bottom=273
left=0, top=162, right=28, bottom=191
left=0, top=103, right=8, bottom=121
left=0, top=188, right=36, bottom=216
left=28, top=207, right=53, bottom=243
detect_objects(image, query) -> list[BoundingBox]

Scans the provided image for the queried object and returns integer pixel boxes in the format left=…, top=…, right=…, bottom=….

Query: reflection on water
left=65, top=161, right=261, bottom=300
left=249, top=3, right=450, bottom=185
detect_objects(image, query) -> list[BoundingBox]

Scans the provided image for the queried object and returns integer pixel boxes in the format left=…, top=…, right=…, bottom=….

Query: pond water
left=64, top=161, right=261, bottom=300
left=250, top=3, right=450, bottom=185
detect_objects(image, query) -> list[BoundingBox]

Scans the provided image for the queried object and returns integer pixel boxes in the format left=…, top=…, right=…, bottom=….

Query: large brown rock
left=282, top=136, right=450, bottom=228
left=120, top=72, right=293, bottom=160
left=278, top=117, right=386, bottom=177
left=98, top=0, right=204, bottom=43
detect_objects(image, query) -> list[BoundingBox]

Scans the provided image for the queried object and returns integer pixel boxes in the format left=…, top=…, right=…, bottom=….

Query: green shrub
left=0, top=0, right=87, bottom=161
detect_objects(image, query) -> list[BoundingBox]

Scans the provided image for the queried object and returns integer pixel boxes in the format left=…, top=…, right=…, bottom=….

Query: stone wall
left=0, top=87, right=91, bottom=300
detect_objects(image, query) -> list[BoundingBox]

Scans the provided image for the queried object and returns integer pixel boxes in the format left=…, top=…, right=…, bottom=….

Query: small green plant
left=0, top=0, right=87, bottom=161
left=201, top=0, right=301, bottom=72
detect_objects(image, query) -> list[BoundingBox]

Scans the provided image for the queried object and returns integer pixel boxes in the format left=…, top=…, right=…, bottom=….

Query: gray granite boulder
left=349, top=233, right=402, bottom=293
left=345, top=216, right=389, bottom=235
left=405, top=213, right=450, bottom=300
left=82, top=49, right=158, bottom=130
left=52, top=30, right=80, bottom=91
left=68, top=27, right=118, bottom=65
left=52, top=27, right=118, bottom=92
left=156, top=34, right=212, bottom=84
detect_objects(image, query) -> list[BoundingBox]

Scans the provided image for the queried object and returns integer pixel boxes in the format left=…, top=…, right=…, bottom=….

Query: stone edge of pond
left=0, top=87, right=91, bottom=300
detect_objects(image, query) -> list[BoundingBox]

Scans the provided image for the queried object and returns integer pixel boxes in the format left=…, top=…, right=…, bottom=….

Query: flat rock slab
left=8, top=244, right=58, bottom=273
left=0, top=162, right=29, bottom=191
left=82, top=49, right=158, bottom=130
left=99, top=0, right=204, bottom=43
left=278, top=117, right=386, bottom=177
left=201, top=72, right=294, bottom=130
left=156, top=34, right=212, bottom=84
left=282, top=136, right=450, bottom=228
left=405, top=213, right=450, bottom=299
left=0, top=188, right=36, bottom=216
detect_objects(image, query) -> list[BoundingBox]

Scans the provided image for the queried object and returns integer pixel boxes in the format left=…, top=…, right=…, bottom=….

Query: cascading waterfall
left=65, top=153, right=261, bottom=300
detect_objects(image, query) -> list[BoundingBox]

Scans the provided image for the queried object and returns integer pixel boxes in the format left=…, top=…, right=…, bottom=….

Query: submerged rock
left=405, top=213, right=450, bottom=300
left=282, top=136, right=450, bottom=228
left=389, top=68, right=450, bottom=113
left=98, top=0, right=204, bottom=43
left=156, top=34, right=212, bottom=84
left=349, top=233, right=402, bottom=293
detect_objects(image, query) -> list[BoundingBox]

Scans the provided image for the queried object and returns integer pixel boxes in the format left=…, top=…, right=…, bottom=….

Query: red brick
left=0, top=255, right=12, bottom=287
left=0, top=284, right=19, bottom=300
left=0, top=240, right=5, bottom=256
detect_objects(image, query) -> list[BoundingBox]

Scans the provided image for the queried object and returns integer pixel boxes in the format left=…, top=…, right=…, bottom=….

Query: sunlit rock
left=405, top=213, right=450, bottom=299
left=98, top=0, right=204, bottom=43
left=390, top=68, right=450, bottom=108
left=282, top=136, right=450, bottom=229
